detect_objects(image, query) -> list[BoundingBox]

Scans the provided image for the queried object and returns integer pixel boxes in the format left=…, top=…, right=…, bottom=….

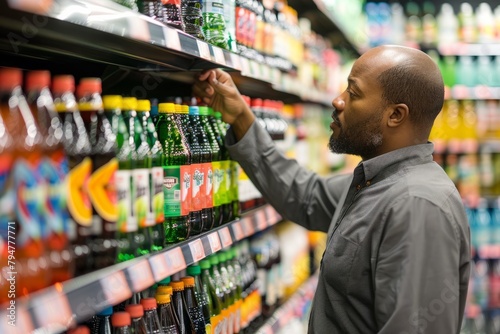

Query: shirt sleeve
left=375, top=195, right=464, bottom=334
left=226, top=121, right=347, bottom=232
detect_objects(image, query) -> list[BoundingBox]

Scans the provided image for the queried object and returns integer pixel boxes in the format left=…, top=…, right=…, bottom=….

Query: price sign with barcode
left=0, top=306, right=34, bottom=334
left=164, top=26, right=181, bottom=51
left=189, top=239, right=206, bottom=262
left=126, top=259, right=154, bottom=293
left=208, top=232, right=222, bottom=253
left=212, top=46, right=226, bottom=65
left=218, top=227, right=233, bottom=248
left=232, top=221, right=245, bottom=241
left=255, top=210, right=267, bottom=231
left=452, top=85, right=470, bottom=99
left=101, top=271, right=132, bottom=306
left=243, top=216, right=255, bottom=237
left=149, top=253, right=170, bottom=281
left=197, top=40, right=211, bottom=60
left=164, top=247, right=187, bottom=276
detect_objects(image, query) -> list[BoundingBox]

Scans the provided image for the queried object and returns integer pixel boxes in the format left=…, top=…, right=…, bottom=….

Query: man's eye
left=346, top=89, right=356, bottom=98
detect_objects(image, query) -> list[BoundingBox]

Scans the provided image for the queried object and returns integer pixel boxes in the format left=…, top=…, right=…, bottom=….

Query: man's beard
left=328, top=115, right=384, bottom=159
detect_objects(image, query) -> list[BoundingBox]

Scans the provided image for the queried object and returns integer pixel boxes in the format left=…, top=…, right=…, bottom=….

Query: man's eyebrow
left=348, top=78, right=363, bottom=92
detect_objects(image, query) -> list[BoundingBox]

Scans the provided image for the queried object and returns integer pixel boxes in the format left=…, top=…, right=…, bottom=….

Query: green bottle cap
left=218, top=252, right=226, bottom=263
left=226, top=249, right=234, bottom=260
left=103, top=95, right=122, bottom=110
left=200, top=259, right=211, bottom=270
left=209, top=254, right=219, bottom=266
left=137, top=99, right=151, bottom=112
left=207, top=107, right=214, bottom=116
left=214, top=111, right=222, bottom=119
left=158, top=276, right=171, bottom=285
left=199, top=106, right=210, bottom=116
left=186, top=264, right=201, bottom=276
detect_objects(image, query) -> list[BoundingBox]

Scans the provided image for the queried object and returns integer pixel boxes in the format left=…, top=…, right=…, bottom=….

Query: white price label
left=189, top=239, right=206, bottom=262
left=149, top=253, right=170, bottom=281
left=164, top=247, right=187, bottom=276
left=218, top=227, right=233, bottom=248
left=208, top=232, right=222, bottom=253
left=101, top=271, right=132, bottom=306
left=197, top=40, right=211, bottom=60
left=127, top=259, right=154, bottom=293
left=243, top=216, right=255, bottom=237
left=231, top=53, right=242, bottom=70
left=164, top=26, right=181, bottom=51
left=250, top=61, right=261, bottom=79
left=255, top=210, right=267, bottom=231
left=212, top=46, right=226, bottom=65
left=232, top=221, right=244, bottom=241
left=240, top=57, right=251, bottom=76
left=127, top=16, right=150, bottom=42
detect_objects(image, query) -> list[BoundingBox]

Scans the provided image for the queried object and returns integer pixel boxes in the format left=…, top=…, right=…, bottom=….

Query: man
left=193, top=45, right=471, bottom=333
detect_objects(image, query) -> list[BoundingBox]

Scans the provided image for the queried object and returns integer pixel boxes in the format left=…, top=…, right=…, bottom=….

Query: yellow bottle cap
left=137, top=99, right=151, bottom=112
left=181, top=276, right=195, bottom=288
left=103, top=95, right=122, bottom=110
left=156, top=293, right=171, bottom=304
left=122, top=97, right=138, bottom=110
left=158, top=102, right=176, bottom=114
left=156, top=285, right=173, bottom=296
left=169, top=280, right=184, bottom=291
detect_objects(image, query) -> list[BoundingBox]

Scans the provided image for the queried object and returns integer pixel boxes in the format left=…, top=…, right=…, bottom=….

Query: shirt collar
left=359, top=142, right=435, bottom=184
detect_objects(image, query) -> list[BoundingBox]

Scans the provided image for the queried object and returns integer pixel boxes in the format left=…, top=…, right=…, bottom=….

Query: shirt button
left=356, top=185, right=361, bottom=190
left=366, top=180, right=371, bottom=186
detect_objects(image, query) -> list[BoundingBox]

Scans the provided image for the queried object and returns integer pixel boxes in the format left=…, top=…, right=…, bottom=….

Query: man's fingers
left=197, top=69, right=214, bottom=82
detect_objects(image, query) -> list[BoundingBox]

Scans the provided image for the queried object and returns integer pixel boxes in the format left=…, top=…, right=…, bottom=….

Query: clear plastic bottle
left=140, top=297, right=163, bottom=334
left=112, top=312, right=132, bottom=334
left=156, top=293, right=180, bottom=334
left=169, top=280, right=196, bottom=334
left=181, top=276, right=207, bottom=333
left=181, top=0, right=205, bottom=39
left=125, top=303, right=148, bottom=334
left=202, top=0, right=228, bottom=49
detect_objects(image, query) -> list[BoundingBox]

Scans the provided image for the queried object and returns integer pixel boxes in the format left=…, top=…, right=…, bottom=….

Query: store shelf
left=0, top=204, right=282, bottom=334
left=255, top=272, right=319, bottom=334
left=0, top=0, right=332, bottom=106
left=445, top=85, right=500, bottom=100
left=438, top=43, right=500, bottom=56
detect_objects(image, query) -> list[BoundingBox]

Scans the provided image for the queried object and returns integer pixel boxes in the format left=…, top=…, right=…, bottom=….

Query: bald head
left=359, top=45, right=444, bottom=131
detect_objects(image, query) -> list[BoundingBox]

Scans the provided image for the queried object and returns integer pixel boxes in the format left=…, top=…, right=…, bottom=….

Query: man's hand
left=193, top=69, right=255, bottom=140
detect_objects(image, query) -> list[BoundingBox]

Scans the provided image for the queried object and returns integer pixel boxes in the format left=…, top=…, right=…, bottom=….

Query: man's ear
left=387, top=103, right=409, bottom=128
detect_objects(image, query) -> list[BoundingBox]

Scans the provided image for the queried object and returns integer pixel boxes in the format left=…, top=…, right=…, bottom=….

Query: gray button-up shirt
left=227, top=121, right=470, bottom=333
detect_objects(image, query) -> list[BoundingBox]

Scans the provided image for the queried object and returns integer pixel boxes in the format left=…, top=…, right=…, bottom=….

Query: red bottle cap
left=125, top=304, right=144, bottom=318
left=251, top=98, right=262, bottom=108
left=77, top=77, right=102, bottom=97
left=111, top=312, right=131, bottom=328
left=67, top=326, right=90, bottom=334
left=140, top=297, right=158, bottom=310
left=0, top=67, right=22, bottom=91
left=25, top=70, right=50, bottom=91
left=52, top=75, right=75, bottom=94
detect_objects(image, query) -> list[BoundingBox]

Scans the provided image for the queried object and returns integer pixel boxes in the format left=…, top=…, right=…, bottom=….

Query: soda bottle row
left=435, top=55, right=500, bottom=88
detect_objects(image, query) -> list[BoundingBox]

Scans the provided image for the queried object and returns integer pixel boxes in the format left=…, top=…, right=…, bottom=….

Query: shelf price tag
left=452, top=85, right=470, bottom=99
left=249, top=60, right=261, bottom=79
left=127, top=16, right=151, bottom=42
left=127, top=259, right=155, bottom=293
left=208, top=232, right=222, bottom=253
left=475, top=85, right=492, bottom=100
left=189, top=239, right=206, bottom=262
left=0, top=305, right=34, bottom=334
left=240, top=57, right=251, bottom=76
left=231, top=53, right=242, bottom=71
left=212, top=46, right=226, bottom=65
left=232, top=221, right=245, bottom=241
left=218, top=227, right=233, bottom=248
left=242, top=216, right=255, bottom=237
left=255, top=209, right=267, bottom=231
left=261, top=64, right=271, bottom=82
left=101, top=271, right=132, bottom=306
left=197, top=40, right=212, bottom=60
left=265, top=206, right=274, bottom=223
left=164, top=26, right=181, bottom=51
left=149, top=253, right=170, bottom=281
left=164, top=247, right=187, bottom=276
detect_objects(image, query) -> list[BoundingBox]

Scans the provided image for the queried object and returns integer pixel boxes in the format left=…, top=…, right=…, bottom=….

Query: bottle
left=459, top=2, right=477, bottom=43
left=204, top=107, right=223, bottom=228
left=0, top=68, right=49, bottom=296
left=138, top=0, right=164, bottom=22
left=156, top=102, right=190, bottom=243
left=200, top=259, right=223, bottom=334
left=169, top=280, right=196, bottom=334
left=181, top=0, right=205, bottom=39
left=437, top=3, right=458, bottom=45
left=182, top=276, right=207, bottom=334
left=103, top=95, right=135, bottom=264
left=213, top=110, right=232, bottom=223
left=125, top=304, right=148, bottom=334
left=189, top=105, right=214, bottom=232
left=140, top=297, right=163, bottom=334
left=137, top=99, right=164, bottom=252
left=25, top=70, right=73, bottom=284
left=112, top=312, right=132, bottom=334
left=202, top=0, right=229, bottom=49
left=223, top=0, right=237, bottom=51
left=217, top=252, right=235, bottom=334
left=156, top=293, right=180, bottom=334
left=77, top=78, right=118, bottom=271
left=226, top=249, right=242, bottom=334
left=122, top=97, right=152, bottom=257
left=52, top=75, right=93, bottom=276
left=67, top=326, right=91, bottom=334
left=156, top=276, right=173, bottom=297
left=208, top=255, right=229, bottom=332
left=92, top=307, right=113, bottom=334
left=162, top=0, right=183, bottom=30
left=186, top=264, right=211, bottom=332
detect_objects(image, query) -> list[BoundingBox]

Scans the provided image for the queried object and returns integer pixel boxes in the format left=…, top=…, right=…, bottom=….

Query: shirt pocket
left=322, top=233, right=359, bottom=300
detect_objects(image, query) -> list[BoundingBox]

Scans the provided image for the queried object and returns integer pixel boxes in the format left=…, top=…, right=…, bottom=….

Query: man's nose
left=332, top=96, right=345, bottom=111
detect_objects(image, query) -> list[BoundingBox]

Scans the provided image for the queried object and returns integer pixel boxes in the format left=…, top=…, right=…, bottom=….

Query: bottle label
left=116, top=169, right=136, bottom=232
left=204, top=1, right=225, bottom=16
left=0, top=154, right=15, bottom=224
left=40, top=151, right=69, bottom=235
left=88, top=158, right=118, bottom=223
left=133, top=168, right=151, bottom=227
left=151, top=167, right=165, bottom=224
left=211, top=314, right=221, bottom=334
left=13, top=158, right=45, bottom=247
left=205, top=162, right=213, bottom=209
left=188, top=306, right=207, bottom=334
left=230, top=161, right=239, bottom=204
left=212, top=161, right=226, bottom=206
left=222, top=160, right=231, bottom=204
left=233, top=300, right=242, bottom=333
left=192, top=163, right=205, bottom=212
left=164, top=165, right=191, bottom=217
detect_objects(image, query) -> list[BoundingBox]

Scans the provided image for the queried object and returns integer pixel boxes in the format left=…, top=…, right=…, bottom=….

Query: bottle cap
left=198, top=106, right=209, bottom=116
left=181, top=276, right=195, bottom=287
left=156, top=293, right=171, bottom=304
left=169, top=280, right=185, bottom=291
left=218, top=252, right=226, bottom=263
left=122, top=97, right=138, bottom=110
left=174, top=103, right=182, bottom=113
left=67, top=326, right=90, bottom=334
left=226, top=249, right=234, bottom=260
left=103, top=95, right=122, bottom=110
left=111, top=312, right=131, bottom=328
left=251, top=98, right=263, bottom=108
left=52, top=75, right=75, bottom=94
left=0, top=67, right=22, bottom=91
left=209, top=254, right=219, bottom=266
left=207, top=107, right=214, bottom=116
left=158, top=102, right=175, bottom=114
left=140, top=297, right=158, bottom=310
left=200, top=259, right=211, bottom=270
left=77, top=78, right=102, bottom=97
left=156, top=285, right=173, bottom=296
left=186, top=264, right=201, bottom=276
left=158, top=276, right=171, bottom=285
left=125, top=304, right=144, bottom=319
left=214, top=111, right=222, bottom=120
left=189, top=105, right=199, bottom=115
left=181, top=104, right=189, bottom=114
left=97, top=306, right=113, bottom=316
left=137, top=99, right=151, bottom=112
left=25, top=70, right=50, bottom=91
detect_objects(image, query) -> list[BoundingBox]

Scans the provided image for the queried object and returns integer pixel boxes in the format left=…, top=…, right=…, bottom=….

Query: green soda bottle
left=218, top=251, right=235, bottom=334
left=205, top=107, right=223, bottom=228
left=103, top=95, right=135, bottom=263
left=122, top=97, right=152, bottom=257
left=225, top=249, right=241, bottom=334
left=200, top=259, right=223, bottom=334
left=156, top=103, right=191, bottom=243
left=201, top=0, right=229, bottom=49
left=209, top=254, right=229, bottom=332
left=137, top=99, right=165, bottom=252
left=212, top=109, right=232, bottom=224
left=186, top=264, right=211, bottom=333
